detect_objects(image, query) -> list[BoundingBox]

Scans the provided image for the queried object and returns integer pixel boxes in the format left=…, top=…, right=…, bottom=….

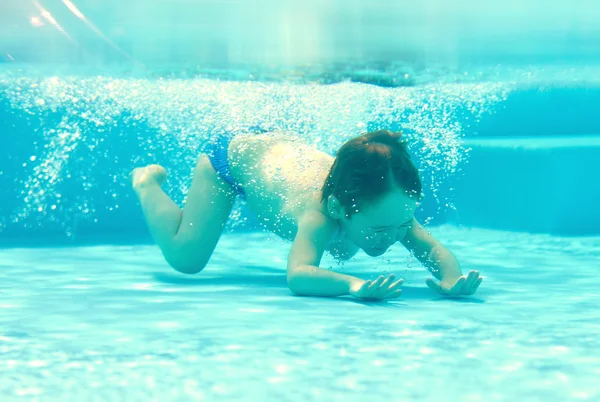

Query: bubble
left=2, top=72, right=512, bottom=237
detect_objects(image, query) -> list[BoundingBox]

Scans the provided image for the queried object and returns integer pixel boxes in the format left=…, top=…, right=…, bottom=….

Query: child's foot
left=132, top=164, right=167, bottom=192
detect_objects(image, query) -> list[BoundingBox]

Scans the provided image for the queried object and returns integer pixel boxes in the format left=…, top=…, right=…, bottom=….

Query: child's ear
left=327, top=195, right=344, bottom=219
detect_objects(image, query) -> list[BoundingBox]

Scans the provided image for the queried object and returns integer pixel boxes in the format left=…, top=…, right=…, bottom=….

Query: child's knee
left=163, top=252, right=208, bottom=275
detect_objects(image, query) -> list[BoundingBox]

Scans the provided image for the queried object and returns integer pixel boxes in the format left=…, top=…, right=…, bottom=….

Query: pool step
left=449, top=136, right=600, bottom=235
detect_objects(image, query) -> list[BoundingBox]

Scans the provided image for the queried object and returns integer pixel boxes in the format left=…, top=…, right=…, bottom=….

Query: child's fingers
left=425, top=278, right=444, bottom=294
left=468, top=277, right=483, bottom=295
left=461, top=275, right=474, bottom=290
left=372, top=276, right=394, bottom=299
left=379, top=274, right=396, bottom=289
left=386, top=279, right=404, bottom=293
left=448, top=277, right=467, bottom=296
left=374, top=275, right=397, bottom=299
left=368, top=275, right=385, bottom=292
left=375, top=277, right=391, bottom=299
left=385, top=289, right=403, bottom=299
left=455, top=278, right=469, bottom=295
left=463, top=276, right=476, bottom=295
left=463, top=271, right=479, bottom=290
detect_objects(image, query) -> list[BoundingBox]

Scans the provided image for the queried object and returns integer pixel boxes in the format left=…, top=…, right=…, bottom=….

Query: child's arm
left=401, top=219, right=483, bottom=296
left=287, top=211, right=402, bottom=299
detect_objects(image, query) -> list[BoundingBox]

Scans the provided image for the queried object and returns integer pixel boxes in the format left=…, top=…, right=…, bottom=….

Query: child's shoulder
left=297, top=209, right=358, bottom=259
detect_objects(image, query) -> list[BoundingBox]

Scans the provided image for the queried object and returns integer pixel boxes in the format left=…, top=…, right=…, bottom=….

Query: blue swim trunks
left=205, top=127, right=269, bottom=199
left=206, top=134, right=246, bottom=198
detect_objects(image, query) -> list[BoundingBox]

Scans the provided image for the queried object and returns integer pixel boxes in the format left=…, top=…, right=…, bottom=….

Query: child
left=132, top=130, right=482, bottom=300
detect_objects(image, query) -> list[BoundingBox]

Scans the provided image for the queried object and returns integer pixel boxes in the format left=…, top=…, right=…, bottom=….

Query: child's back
left=228, top=132, right=336, bottom=241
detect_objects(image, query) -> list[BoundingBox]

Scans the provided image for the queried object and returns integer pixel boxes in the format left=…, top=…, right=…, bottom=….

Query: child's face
left=343, top=189, right=417, bottom=257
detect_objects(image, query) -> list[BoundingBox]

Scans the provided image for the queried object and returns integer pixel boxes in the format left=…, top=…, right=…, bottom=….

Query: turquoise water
left=2, top=1, right=600, bottom=400
left=0, top=0, right=600, bottom=402
left=1, top=63, right=600, bottom=401
left=2, top=227, right=599, bottom=400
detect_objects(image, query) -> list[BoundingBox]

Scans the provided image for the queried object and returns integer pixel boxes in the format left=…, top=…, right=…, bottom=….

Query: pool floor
left=1, top=226, right=599, bottom=401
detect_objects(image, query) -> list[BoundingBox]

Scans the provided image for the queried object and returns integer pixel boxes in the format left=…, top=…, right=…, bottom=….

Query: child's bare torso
left=228, top=132, right=358, bottom=259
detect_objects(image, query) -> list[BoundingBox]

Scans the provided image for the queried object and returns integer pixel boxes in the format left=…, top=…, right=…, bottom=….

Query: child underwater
left=132, top=130, right=482, bottom=300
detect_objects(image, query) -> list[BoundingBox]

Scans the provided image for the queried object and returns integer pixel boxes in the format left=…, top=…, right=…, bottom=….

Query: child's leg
left=132, top=155, right=235, bottom=274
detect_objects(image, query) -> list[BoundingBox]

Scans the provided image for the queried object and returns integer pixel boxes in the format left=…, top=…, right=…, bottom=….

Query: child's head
left=322, top=130, right=422, bottom=256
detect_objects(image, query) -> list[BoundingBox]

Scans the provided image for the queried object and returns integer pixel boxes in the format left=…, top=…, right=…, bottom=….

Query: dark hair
left=321, top=130, right=422, bottom=217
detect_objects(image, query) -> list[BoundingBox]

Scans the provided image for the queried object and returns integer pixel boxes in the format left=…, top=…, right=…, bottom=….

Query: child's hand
left=349, top=274, right=403, bottom=300
left=425, top=270, right=482, bottom=297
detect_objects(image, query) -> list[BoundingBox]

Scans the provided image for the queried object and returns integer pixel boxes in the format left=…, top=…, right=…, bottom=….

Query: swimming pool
left=2, top=1, right=600, bottom=401
left=2, top=228, right=599, bottom=400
